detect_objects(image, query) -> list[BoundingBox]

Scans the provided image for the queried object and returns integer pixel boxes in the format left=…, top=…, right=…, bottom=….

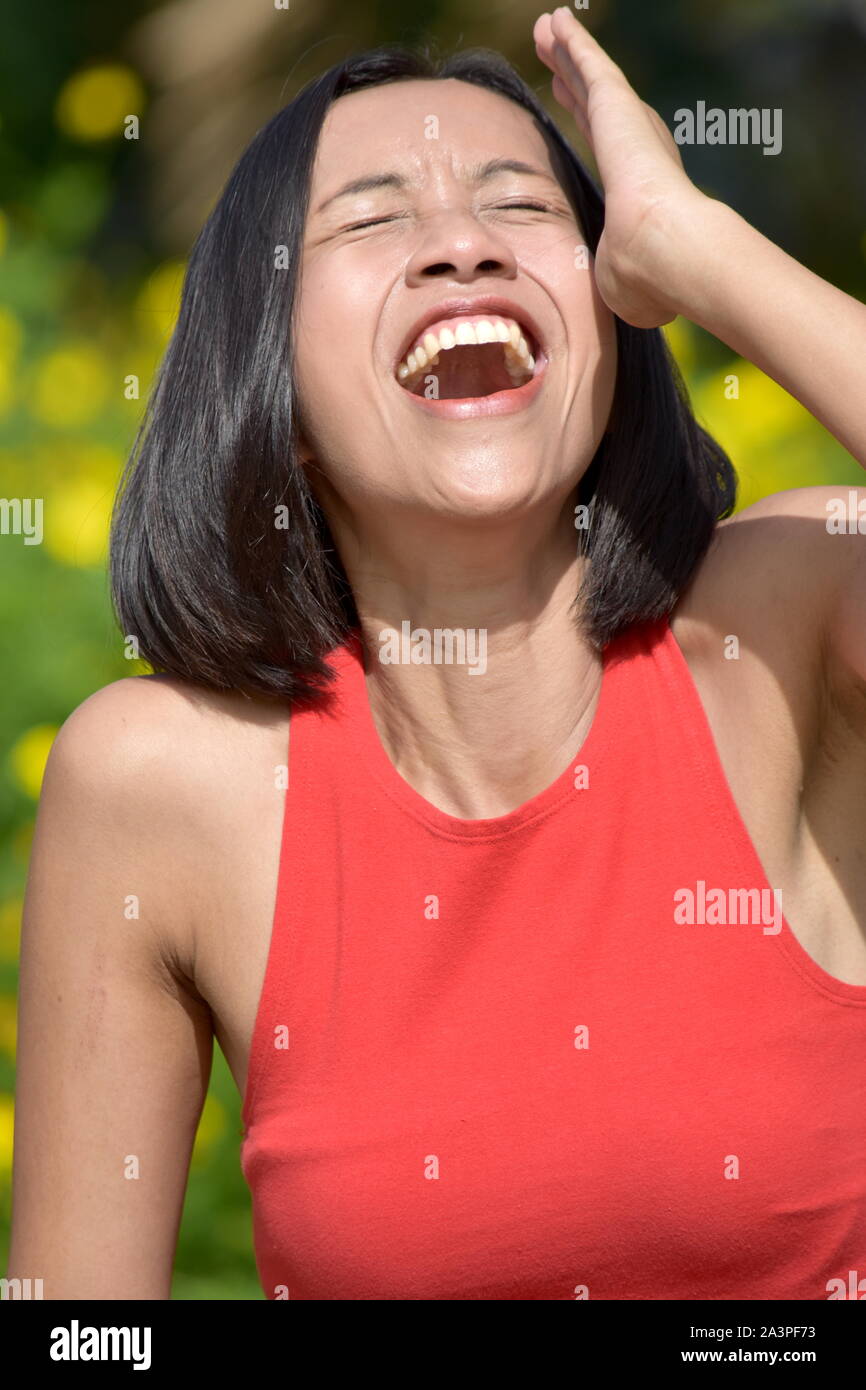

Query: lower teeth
left=400, top=344, right=536, bottom=394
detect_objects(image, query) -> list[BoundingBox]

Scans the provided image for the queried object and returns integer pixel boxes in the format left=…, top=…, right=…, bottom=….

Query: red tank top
left=240, top=615, right=866, bottom=1300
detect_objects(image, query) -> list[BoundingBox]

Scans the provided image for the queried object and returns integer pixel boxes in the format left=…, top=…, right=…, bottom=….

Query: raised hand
left=534, top=7, right=711, bottom=328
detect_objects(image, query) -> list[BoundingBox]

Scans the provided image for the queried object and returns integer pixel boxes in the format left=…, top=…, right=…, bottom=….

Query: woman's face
left=294, top=77, right=617, bottom=527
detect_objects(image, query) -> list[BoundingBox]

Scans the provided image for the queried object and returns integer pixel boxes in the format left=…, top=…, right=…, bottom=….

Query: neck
left=344, top=502, right=603, bottom=819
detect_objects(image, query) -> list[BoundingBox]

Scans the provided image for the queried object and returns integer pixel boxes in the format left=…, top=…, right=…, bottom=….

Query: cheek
left=293, top=290, right=366, bottom=444
left=295, top=260, right=385, bottom=392
left=539, top=241, right=614, bottom=360
left=540, top=256, right=617, bottom=436
left=572, top=265, right=617, bottom=388
left=294, top=281, right=338, bottom=384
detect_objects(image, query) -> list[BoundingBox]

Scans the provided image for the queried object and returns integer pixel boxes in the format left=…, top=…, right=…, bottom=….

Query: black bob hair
left=109, top=44, right=736, bottom=704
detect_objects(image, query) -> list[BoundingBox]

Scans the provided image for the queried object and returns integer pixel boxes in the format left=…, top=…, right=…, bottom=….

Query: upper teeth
left=396, top=315, right=537, bottom=382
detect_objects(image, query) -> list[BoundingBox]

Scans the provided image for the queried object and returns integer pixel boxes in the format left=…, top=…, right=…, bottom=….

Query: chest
left=240, top=846, right=866, bottom=1300
left=193, top=626, right=866, bottom=1105
left=242, top=1004, right=866, bottom=1299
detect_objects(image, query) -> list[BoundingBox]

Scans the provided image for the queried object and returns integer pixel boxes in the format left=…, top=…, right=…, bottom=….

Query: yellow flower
left=0, top=1093, right=13, bottom=1178
left=0, top=305, right=23, bottom=361
left=55, top=65, right=145, bottom=143
left=0, top=444, right=35, bottom=496
left=43, top=475, right=113, bottom=568
left=0, top=899, right=22, bottom=963
left=123, top=351, right=160, bottom=408
left=0, top=996, right=17, bottom=1061
left=63, top=439, right=123, bottom=489
left=9, top=724, right=59, bottom=800
left=30, top=343, right=110, bottom=428
left=692, top=359, right=816, bottom=510
left=5, top=441, right=122, bottom=563
left=0, top=357, right=13, bottom=417
left=662, top=317, right=696, bottom=377
left=134, top=261, right=186, bottom=344
left=0, top=307, right=22, bottom=416
left=191, top=1094, right=227, bottom=1168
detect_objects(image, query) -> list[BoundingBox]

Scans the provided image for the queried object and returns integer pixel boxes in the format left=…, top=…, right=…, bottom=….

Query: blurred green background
left=1, top=0, right=864, bottom=1298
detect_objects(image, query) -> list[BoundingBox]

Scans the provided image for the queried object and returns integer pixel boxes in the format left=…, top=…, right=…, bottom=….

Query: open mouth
left=395, top=314, right=542, bottom=400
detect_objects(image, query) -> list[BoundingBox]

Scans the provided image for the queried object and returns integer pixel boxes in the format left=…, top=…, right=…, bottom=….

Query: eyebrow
left=314, top=158, right=553, bottom=215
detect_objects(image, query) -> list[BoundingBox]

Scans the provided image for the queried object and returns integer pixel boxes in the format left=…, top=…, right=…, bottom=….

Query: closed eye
left=345, top=215, right=403, bottom=231
left=346, top=202, right=555, bottom=230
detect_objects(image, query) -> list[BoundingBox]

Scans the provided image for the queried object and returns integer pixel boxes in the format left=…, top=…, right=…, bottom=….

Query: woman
left=8, top=9, right=866, bottom=1300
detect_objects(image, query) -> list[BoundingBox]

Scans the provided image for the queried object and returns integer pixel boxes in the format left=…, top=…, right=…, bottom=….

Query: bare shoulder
left=675, top=484, right=866, bottom=668
left=669, top=484, right=866, bottom=810
left=43, top=673, right=291, bottom=973
left=52, top=671, right=290, bottom=800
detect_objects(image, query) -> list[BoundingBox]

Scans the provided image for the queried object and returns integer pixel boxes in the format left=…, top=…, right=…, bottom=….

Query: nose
left=404, top=207, right=518, bottom=285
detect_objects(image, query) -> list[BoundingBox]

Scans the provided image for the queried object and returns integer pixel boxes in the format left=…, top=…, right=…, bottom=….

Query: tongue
left=410, top=343, right=519, bottom=399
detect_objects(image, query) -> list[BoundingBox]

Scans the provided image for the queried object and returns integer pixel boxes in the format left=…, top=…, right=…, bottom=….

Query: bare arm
left=6, top=680, right=213, bottom=1299
left=534, top=8, right=866, bottom=465
left=534, top=8, right=866, bottom=702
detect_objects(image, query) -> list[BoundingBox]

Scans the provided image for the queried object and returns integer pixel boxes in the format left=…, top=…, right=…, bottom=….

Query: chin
left=422, top=464, right=551, bottom=518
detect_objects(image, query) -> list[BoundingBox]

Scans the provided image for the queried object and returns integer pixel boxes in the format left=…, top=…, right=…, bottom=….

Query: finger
left=550, top=72, right=592, bottom=146
left=550, top=37, right=589, bottom=105
left=535, top=14, right=577, bottom=75
left=535, top=10, right=596, bottom=146
left=535, top=24, right=591, bottom=122
left=535, top=32, right=589, bottom=122
left=547, top=8, right=677, bottom=187
left=548, top=6, right=627, bottom=89
left=533, top=17, right=565, bottom=83
left=642, top=100, right=686, bottom=168
left=532, top=12, right=553, bottom=46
